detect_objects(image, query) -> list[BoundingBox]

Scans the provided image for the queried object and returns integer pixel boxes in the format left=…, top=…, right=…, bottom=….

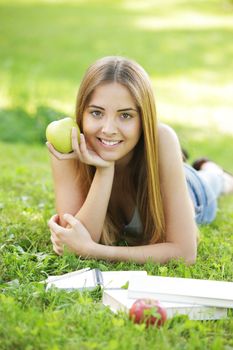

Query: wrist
left=96, top=163, right=115, bottom=176
left=88, top=241, right=115, bottom=260
left=88, top=241, right=101, bottom=259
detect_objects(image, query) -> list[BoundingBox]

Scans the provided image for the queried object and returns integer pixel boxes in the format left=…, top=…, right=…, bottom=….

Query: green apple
left=46, top=117, right=80, bottom=153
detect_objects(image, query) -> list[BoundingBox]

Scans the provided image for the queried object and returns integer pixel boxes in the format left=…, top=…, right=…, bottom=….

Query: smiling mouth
left=97, top=138, right=123, bottom=146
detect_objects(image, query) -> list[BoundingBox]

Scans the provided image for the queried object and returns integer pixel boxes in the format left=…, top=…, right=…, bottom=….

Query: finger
left=72, top=128, right=82, bottom=158
left=53, top=244, right=64, bottom=256
left=50, top=234, right=63, bottom=247
left=54, top=213, right=60, bottom=223
left=85, top=139, right=92, bottom=150
left=50, top=227, right=60, bottom=242
left=48, top=215, right=65, bottom=236
left=46, top=141, right=53, bottom=149
left=48, top=214, right=59, bottom=224
left=63, top=213, right=80, bottom=228
left=79, top=134, right=91, bottom=160
left=51, top=213, right=59, bottom=221
left=72, top=127, right=80, bottom=147
left=46, top=142, right=60, bottom=158
left=50, top=232, right=64, bottom=253
left=51, top=213, right=63, bottom=226
left=46, top=142, right=75, bottom=160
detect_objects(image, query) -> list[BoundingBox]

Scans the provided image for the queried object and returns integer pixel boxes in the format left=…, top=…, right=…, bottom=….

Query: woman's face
left=82, top=82, right=142, bottom=166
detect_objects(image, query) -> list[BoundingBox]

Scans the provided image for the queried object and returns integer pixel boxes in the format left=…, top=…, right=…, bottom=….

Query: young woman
left=47, top=56, right=233, bottom=265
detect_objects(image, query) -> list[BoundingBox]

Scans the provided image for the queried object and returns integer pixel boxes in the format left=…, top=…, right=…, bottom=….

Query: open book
left=102, top=289, right=228, bottom=321
left=46, top=268, right=147, bottom=291
left=128, top=275, right=233, bottom=308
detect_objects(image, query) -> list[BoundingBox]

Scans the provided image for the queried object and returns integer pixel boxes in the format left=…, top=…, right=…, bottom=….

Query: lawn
left=0, top=0, right=233, bottom=349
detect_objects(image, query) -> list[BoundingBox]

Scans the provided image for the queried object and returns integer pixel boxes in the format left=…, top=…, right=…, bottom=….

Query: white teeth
left=100, top=139, right=121, bottom=146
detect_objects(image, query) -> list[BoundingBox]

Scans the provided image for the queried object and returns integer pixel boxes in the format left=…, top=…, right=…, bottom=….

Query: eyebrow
left=88, top=104, right=138, bottom=112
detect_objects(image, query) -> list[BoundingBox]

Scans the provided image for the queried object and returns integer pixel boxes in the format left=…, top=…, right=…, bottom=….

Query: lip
left=97, top=137, right=123, bottom=148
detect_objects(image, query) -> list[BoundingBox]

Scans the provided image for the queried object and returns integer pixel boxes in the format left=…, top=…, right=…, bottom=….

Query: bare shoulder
left=158, top=123, right=180, bottom=146
left=158, top=123, right=182, bottom=167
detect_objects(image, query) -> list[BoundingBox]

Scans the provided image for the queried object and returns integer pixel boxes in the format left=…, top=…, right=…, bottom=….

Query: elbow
left=182, top=247, right=197, bottom=265
left=184, top=254, right=196, bottom=265
left=173, top=242, right=197, bottom=265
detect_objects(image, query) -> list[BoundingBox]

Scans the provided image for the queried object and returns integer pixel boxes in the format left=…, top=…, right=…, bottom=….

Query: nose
left=101, top=117, right=118, bottom=135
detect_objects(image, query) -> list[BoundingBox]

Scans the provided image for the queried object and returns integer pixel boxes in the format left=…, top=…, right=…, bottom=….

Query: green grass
left=0, top=0, right=233, bottom=349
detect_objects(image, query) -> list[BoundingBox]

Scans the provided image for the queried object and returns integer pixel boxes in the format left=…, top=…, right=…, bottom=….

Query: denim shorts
left=184, top=164, right=223, bottom=225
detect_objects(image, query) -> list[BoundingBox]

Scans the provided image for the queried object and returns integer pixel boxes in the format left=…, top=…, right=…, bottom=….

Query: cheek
left=127, top=121, right=142, bottom=142
left=82, top=118, right=95, bottom=135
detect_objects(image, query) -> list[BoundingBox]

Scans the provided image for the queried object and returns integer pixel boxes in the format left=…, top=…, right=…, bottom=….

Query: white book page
left=102, top=271, right=147, bottom=289
left=46, top=268, right=91, bottom=283
left=46, top=269, right=95, bottom=290
left=45, top=269, right=147, bottom=291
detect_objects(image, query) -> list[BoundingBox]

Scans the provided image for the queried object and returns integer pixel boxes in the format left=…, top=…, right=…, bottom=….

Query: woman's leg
left=184, top=164, right=218, bottom=224
left=193, top=159, right=233, bottom=197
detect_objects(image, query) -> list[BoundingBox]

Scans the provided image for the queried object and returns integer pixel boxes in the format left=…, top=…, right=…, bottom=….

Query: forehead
left=89, top=82, right=136, bottom=108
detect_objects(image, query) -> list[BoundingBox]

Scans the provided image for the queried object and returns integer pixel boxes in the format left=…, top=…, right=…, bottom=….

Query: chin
left=105, top=153, right=132, bottom=166
left=100, top=154, right=120, bottom=162
left=95, top=147, right=120, bottom=160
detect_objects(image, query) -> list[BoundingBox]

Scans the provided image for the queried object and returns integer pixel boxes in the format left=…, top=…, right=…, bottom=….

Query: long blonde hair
left=75, top=56, right=165, bottom=245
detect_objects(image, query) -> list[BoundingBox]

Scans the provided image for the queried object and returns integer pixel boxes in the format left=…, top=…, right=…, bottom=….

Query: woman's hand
left=48, top=213, right=96, bottom=257
left=46, top=128, right=114, bottom=168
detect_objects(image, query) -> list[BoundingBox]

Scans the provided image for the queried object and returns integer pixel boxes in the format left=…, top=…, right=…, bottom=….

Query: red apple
left=129, top=299, right=167, bottom=327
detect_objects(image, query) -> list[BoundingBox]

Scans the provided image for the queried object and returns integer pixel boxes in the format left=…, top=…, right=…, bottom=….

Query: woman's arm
left=157, top=124, right=198, bottom=261
left=48, top=132, right=115, bottom=243
left=90, top=241, right=196, bottom=265
left=49, top=214, right=196, bottom=265
left=74, top=165, right=114, bottom=242
left=49, top=155, right=82, bottom=227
